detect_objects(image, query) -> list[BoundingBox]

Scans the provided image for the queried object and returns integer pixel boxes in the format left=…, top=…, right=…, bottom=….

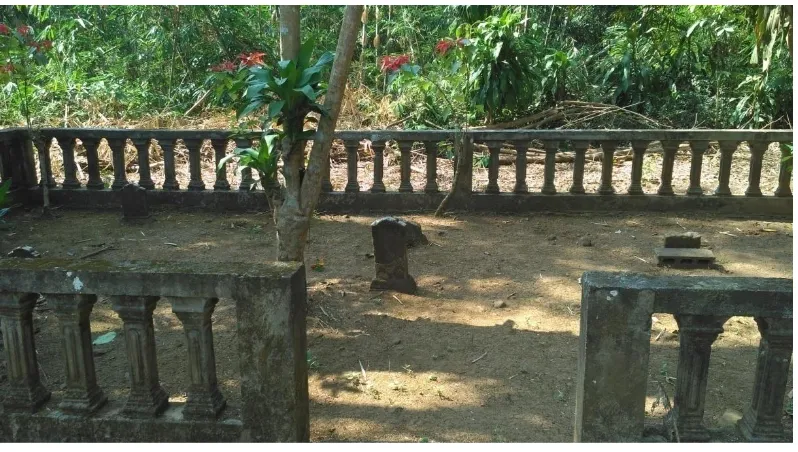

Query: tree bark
left=278, top=6, right=300, bottom=61
left=275, top=5, right=363, bottom=262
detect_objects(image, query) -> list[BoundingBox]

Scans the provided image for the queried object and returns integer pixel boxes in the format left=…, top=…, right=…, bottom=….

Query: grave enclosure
left=0, top=126, right=794, bottom=442
left=0, top=127, right=792, bottom=216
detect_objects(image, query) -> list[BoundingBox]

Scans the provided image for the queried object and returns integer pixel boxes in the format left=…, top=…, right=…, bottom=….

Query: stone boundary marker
left=575, top=272, right=792, bottom=443
left=0, top=258, right=309, bottom=442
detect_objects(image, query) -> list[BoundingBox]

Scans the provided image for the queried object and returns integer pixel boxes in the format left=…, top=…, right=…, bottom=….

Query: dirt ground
left=0, top=207, right=792, bottom=442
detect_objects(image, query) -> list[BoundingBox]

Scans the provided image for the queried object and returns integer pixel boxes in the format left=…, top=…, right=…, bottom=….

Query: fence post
left=575, top=273, right=654, bottom=442
left=236, top=265, right=309, bottom=442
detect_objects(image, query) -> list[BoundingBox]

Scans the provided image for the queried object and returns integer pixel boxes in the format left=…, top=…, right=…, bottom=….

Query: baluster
left=485, top=141, right=501, bottom=194
left=423, top=141, right=439, bottom=193
left=511, top=140, right=528, bottom=194
left=774, top=143, right=792, bottom=197
left=108, top=138, right=128, bottom=190
left=745, top=141, right=769, bottom=197
left=370, top=140, right=386, bottom=193
left=627, top=141, right=648, bottom=195
left=171, top=297, right=226, bottom=419
left=714, top=141, right=737, bottom=196
left=184, top=139, right=206, bottom=191
left=344, top=140, right=360, bottom=193
left=570, top=141, right=588, bottom=194
left=542, top=141, right=559, bottom=195
left=38, top=137, right=56, bottom=188
left=111, top=295, right=169, bottom=417
left=671, top=315, right=728, bottom=442
left=132, top=138, right=154, bottom=190
left=320, top=142, right=333, bottom=193
left=398, top=140, right=413, bottom=192
left=598, top=141, right=617, bottom=195
left=159, top=139, right=179, bottom=190
left=49, top=294, right=108, bottom=415
left=738, top=317, right=792, bottom=442
left=82, top=138, right=105, bottom=190
left=61, top=138, right=81, bottom=189
left=235, top=138, right=254, bottom=191
left=657, top=141, right=679, bottom=196
left=211, top=139, right=231, bottom=191
left=686, top=140, right=708, bottom=196
left=0, top=292, right=51, bottom=412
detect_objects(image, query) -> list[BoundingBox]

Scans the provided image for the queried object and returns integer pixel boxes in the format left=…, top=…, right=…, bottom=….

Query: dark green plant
left=0, top=179, right=11, bottom=219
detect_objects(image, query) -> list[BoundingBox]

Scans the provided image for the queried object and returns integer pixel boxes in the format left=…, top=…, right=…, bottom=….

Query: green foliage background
left=0, top=5, right=792, bottom=129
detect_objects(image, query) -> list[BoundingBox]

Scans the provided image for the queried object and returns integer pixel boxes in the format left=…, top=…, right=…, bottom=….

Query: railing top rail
left=0, top=127, right=792, bottom=143
left=0, top=258, right=303, bottom=299
left=581, top=271, right=792, bottom=318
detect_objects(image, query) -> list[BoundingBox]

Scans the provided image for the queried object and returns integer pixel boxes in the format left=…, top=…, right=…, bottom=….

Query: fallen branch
left=79, top=246, right=115, bottom=259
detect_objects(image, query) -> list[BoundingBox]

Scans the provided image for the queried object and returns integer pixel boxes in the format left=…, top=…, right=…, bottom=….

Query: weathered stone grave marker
left=370, top=217, right=418, bottom=294
left=655, top=231, right=715, bottom=268
left=120, top=183, right=151, bottom=223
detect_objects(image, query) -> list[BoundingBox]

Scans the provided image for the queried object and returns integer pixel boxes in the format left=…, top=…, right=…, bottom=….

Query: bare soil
left=0, top=208, right=792, bottom=442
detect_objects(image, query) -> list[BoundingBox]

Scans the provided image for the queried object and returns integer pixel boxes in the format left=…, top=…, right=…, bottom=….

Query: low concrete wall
left=0, top=258, right=308, bottom=442
left=17, top=187, right=795, bottom=217
left=575, top=272, right=792, bottom=443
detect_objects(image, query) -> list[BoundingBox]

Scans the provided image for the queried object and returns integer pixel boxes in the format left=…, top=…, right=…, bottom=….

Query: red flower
left=435, top=39, right=455, bottom=56
left=0, top=63, right=14, bottom=74
left=210, top=60, right=237, bottom=72
left=29, top=40, right=52, bottom=52
left=379, top=54, right=411, bottom=73
left=16, top=25, right=30, bottom=36
left=0, top=24, right=10, bottom=35
left=238, top=51, right=266, bottom=67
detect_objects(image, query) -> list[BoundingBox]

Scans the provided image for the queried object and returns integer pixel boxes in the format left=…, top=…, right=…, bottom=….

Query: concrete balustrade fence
left=0, top=127, right=792, bottom=215
left=576, top=272, right=792, bottom=442
left=0, top=258, right=309, bottom=442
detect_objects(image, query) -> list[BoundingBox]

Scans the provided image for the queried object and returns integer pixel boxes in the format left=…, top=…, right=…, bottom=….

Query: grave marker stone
left=370, top=217, right=417, bottom=294
left=120, top=183, right=151, bottom=223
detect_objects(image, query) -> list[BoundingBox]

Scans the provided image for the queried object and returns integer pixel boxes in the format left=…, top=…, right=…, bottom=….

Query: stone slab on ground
left=655, top=247, right=715, bottom=268
left=664, top=231, right=701, bottom=248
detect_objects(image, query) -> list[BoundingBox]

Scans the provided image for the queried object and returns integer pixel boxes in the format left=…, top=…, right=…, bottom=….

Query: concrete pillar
left=111, top=295, right=169, bottom=418
left=50, top=293, right=108, bottom=415
left=171, top=297, right=226, bottom=420
left=0, top=292, right=51, bottom=412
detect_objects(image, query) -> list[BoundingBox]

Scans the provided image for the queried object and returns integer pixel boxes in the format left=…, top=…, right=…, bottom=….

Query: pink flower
left=16, top=25, right=30, bottom=37
left=0, top=24, right=10, bottom=35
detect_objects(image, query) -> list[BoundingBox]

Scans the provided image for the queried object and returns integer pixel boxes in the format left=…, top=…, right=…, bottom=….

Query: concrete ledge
left=18, top=188, right=794, bottom=217
left=580, top=272, right=792, bottom=318
left=0, top=258, right=303, bottom=299
left=0, top=402, right=244, bottom=442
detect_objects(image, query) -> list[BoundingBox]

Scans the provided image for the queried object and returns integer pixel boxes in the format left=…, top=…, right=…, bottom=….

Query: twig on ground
left=319, top=305, right=337, bottom=322
left=719, top=231, right=737, bottom=237
left=392, top=294, right=403, bottom=305
left=634, top=256, right=649, bottom=264
left=359, top=359, right=368, bottom=383
left=471, top=351, right=488, bottom=364
left=79, top=246, right=115, bottom=259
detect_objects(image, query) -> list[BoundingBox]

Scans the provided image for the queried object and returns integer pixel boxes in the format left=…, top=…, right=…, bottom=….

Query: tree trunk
left=278, top=5, right=300, bottom=61
left=434, top=133, right=472, bottom=217
left=275, top=5, right=363, bottom=262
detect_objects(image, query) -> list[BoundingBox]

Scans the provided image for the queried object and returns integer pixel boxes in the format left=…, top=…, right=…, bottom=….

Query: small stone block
left=120, top=183, right=150, bottom=222
left=664, top=232, right=701, bottom=248
left=655, top=248, right=715, bottom=268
